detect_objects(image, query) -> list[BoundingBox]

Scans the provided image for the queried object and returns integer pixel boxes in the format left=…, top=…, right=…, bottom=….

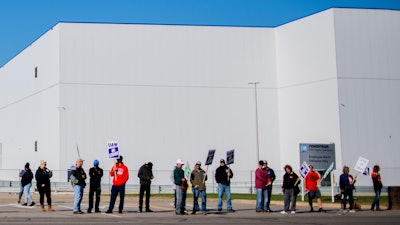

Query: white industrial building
left=1, top=8, right=399, bottom=187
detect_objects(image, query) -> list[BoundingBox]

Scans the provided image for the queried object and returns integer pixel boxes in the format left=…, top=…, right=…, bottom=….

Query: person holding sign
left=304, top=164, right=324, bottom=212
left=280, top=164, right=300, bottom=214
left=370, top=165, right=383, bottom=211
left=215, top=159, right=234, bottom=213
left=339, top=166, right=356, bottom=213
left=106, top=155, right=129, bottom=214
left=190, top=161, right=207, bottom=215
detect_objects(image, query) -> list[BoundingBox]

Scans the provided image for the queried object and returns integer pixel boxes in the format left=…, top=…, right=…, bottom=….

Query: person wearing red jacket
left=255, top=160, right=272, bottom=212
left=106, top=155, right=129, bottom=214
left=304, top=164, right=323, bottom=212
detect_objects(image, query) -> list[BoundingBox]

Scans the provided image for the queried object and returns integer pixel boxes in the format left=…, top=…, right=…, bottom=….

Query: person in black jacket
left=87, top=160, right=103, bottom=213
left=215, top=159, right=234, bottom=212
left=35, top=160, right=54, bottom=212
left=70, top=158, right=87, bottom=214
left=138, top=162, right=154, bottom=212
left=21, top=162, right=35, bottom=206
left=280, top=164, right=300, bottom=214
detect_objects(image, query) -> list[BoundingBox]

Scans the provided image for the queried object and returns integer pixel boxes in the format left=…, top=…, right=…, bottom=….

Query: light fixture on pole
left=249, top=82, right=260, bottom=162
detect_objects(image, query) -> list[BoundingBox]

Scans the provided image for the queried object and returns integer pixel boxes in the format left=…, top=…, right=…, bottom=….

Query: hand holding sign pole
left=226, top=150, right=234, bottom=182
left=108, top=141, right=119, bottom=181
left=353, top=156, right=369, bottom=184
left=203, top=149, right=216, bottom=183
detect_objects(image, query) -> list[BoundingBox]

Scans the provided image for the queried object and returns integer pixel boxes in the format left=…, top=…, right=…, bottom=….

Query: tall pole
left=249, top=82, right=260, bottom=162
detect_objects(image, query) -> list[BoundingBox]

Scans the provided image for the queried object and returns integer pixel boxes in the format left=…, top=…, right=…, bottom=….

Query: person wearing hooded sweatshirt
left=138, top=162, right=154, bottom=212
left=106, top=155, right=129, bottom=214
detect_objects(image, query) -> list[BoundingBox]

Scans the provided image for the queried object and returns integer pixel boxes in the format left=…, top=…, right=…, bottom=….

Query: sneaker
left=29, top=202, right=35, bottom=206
left=22, top=203, right=27, bottom=206
left=318, top=208, right=323, bottom=212
left=95, top=209, right=101, bottom=213
left=256, top=210, right=263, bottom=213
left=118, top=210, right=123, bottom=214
left=280, top=210, right=288, bottom=214
left=291, top=211, right=296, bottom=214
left=227, top=209, right=235, bottom=212
left=349, top=209, right=356, bottom=213
left=73, top=211, right=84, bottom=214
left=105, top=209, right=113, bottom=214
left=145, top=209, right=153, bottom=212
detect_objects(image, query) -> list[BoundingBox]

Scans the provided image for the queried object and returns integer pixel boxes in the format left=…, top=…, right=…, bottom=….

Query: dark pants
left=266, top=185, right=273, bottom=210
left=108, top=185, right=125, bottom=211
left=88, top=186, right=101, bottom=211
left=139, top=184, right=151, bottom=210
left=37, top=184, right=51, bottom=206
left=342, top=189, right=354, bottom=210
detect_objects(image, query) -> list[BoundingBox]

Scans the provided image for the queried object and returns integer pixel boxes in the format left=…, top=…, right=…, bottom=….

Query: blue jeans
left=175, top=185, right=186, bottom=214
left=218, top=184, right=232, bottom=210
left=73, top=185, right=84, bottom=212
left=371, top=188, right=381, bottom=210
left=256, top=188, right=268, bottom=211
left=23, top=183, right=33, bottom=203
left=19, top=183, right=24, bottom=201
left=108, top=185, right=125, bottom=211
left=192, top=189, right=207, bottom=212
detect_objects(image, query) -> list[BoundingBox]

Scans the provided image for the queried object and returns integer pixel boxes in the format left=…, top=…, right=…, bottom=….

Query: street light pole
left=249, top=82, right=260, bottom=162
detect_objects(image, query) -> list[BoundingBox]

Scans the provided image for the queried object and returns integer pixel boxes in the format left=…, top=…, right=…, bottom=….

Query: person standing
left=18, top=168, right=25, bottom=204
left=87, top=159, right=103, bottom=213
left=370, top=165, right=383, bottom=211
left=304, top=164, right=323, bottom=212
left=264, top=161, right=276, bottom=212
left=35, top=160, right=55, bottom=212
left=255, top=160, right=271, bottom=212
left=339, top=166, right=356, bottom=213
left=280, top=164, right=300, bottom=214
left=70, top=158, right=87, bottom=214
left=106, top=155, right=129, bottom=214
left=173, top=159, right=187, bottom=215
left=215, top=159, right=234, bottom=213
left=190, top=161, right=207, bottom=215
left=138, top=162, right=154, bottom=212
left=21, top=162, right=35, bottom=206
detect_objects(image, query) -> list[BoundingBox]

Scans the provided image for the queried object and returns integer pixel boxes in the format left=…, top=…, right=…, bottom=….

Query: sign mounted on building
left=299, top=143, right=335, bottom=171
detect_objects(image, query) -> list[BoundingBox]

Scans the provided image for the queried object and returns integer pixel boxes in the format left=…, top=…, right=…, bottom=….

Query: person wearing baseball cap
left=106, top=155, right=129, bottom=214
left=71, top=158, right=87, bottom=214
left=87, top=160, right=103, bottom=213
left=215, top=159, right=234, bottom=212
left=173, top=159, right=187, bottom=215
left=190, top=161, right=207, bottom=214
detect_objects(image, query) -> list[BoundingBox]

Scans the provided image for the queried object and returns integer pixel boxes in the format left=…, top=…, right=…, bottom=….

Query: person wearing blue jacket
left=339, top=166, right=357, bottom=213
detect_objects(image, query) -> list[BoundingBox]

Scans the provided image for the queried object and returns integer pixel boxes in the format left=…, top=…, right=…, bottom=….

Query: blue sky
left=1, top=0, right=399, bottom=67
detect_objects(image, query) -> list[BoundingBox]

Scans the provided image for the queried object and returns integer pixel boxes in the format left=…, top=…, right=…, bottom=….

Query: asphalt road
left=1, top=193, right=399, bottom=225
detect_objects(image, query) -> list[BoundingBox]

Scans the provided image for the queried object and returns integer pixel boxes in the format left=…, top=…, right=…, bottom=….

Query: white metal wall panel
left=334, top=9, right=400, bottom=185
left=275, top=9, right=342, bottom=170
left=57, top=23, right=281, bottom=172
left=0, top=26, right=61, bottom=172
